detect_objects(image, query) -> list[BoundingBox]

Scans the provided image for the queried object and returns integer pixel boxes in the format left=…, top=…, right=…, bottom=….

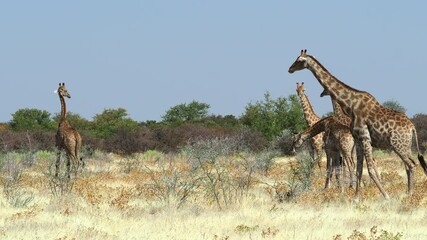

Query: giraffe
left=295, top=82, right=324, bottom=170
left=288, top=49, right=427, bottom=199
left=293, top=115, right=356, bottom=188
left=55, top=83, right=83, bottom=179
left=320, top=89, right=351, bottom=127
left=321, top=88, right=357, bottom=187
left=321, top=88, right=381, bottom=183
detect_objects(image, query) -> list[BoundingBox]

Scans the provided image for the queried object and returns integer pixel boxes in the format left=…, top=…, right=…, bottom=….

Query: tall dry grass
left=0, top=148, right=426, bottom=240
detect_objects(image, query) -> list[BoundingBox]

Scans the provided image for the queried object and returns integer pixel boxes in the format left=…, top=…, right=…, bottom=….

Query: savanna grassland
left=0, top=142, right=427, bottom=240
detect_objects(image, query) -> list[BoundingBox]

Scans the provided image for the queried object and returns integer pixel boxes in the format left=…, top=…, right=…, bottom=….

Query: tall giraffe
left=295, top=82, right=324, bottom=169
left=288, top=50, right=427, bottom=199
left=293, top=115, right=356, bottom=188
left=55, top=83, right=83, bottom=178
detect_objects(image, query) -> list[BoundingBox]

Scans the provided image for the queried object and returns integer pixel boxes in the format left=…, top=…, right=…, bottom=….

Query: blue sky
left=0, top=1, right=426, bottom=122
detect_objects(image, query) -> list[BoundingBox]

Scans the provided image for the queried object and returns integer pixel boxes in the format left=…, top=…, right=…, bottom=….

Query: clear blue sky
left=0, top=1, right=426, bottom=122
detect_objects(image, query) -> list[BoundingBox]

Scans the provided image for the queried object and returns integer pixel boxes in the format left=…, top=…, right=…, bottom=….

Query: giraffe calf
left=294, top=116, right=356, bottom=189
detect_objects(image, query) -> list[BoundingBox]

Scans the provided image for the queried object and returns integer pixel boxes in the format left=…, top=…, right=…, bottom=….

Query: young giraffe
left=293, top=114, right=356, bottom=189
left=55, top=83, right=83, bottom=179
left=321, top=89, right=352, bottom=127
left=321, top=89, right=358, bottom=187
left=321, top=89, right=381, bottom=182
left=288, top=50, right=427, bottom=199
left=295, top=82, right=324, bottom=169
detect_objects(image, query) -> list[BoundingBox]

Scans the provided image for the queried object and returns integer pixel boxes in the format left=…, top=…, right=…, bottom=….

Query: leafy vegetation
left=161, top=100, right=210, bottom=125
left=240, top=92, right=306, bottom=141
left=10, top=108, right=54, bottom=131
left=91, top=108, right=139, bottom=138
left=382, top=99, right=407, bottom=113
left=2, top=97, right=308, bottom=155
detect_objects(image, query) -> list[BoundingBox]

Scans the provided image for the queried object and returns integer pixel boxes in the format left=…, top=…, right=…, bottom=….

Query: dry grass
left=0, top=150, right=426, bottom=240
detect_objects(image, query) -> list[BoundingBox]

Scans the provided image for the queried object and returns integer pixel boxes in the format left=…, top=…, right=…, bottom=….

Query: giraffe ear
left=54, top=89, right=58, bottom=94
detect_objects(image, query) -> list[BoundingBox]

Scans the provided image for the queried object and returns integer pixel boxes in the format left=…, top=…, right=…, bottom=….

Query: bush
left=412, top=113, right=427, bottom=153
left=142, top=153, right=199, bottom=208
left=91, top=108, right=139, bottom=138
left=277, top=150, right=315, bottom=202
left=161, top=100, right=210, bottom=125
left=271, top=129, right=295, bottom=155
left=240, top=92, right=305, bottom=141
left=9, top=108, right=54, bottom=131
left=153, top=123, right=236, bottom=152
left=105, top=127, right=158, bottom=155
left=234, top=128, right=268, bottom=152
left=0, top=152, right=35, bottom=207
left=252, top=149, right=281, bottom=175
left=180, top=136, right=257, bottom=209
left=0, top=130, right=55, bottom=152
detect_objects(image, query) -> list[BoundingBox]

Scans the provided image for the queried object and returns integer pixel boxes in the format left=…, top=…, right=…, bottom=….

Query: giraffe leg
left=407, top=157, right=416, bottom=195
left=324, top=151, right=333, bottom=189
left=392, top=135, right=417, bottom=195
left=65, top=154, right=71, bottom=179
left=55, top=150, right=61, bottom=178
left=395, top=152, right=416, bottom=195
left=316, top=154, right=322, bottom=174
left=315, top=145, right=323, bottom=174
left=344, top=143, right=356, bottom=188
left=308, top=142, right=317, bottom=169
left=75, top=133, right=83, bottom=171
left=333, top=153, right=342, bottom=189
left=341, top=154, right=347, bottom=184
left=72, top=155, right=79, bottom=178
left=405, top=165, right=413, bottom=195
left=344, top=156, right=355, bottom=188
left=371, top=157, right=381, bottom=183
left=361, top=139, right=390, bottom=200
left=354, top=139, right=367, bottom=201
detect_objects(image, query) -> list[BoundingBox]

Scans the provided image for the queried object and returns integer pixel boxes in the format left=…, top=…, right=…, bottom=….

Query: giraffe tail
left=80, top=157, right=85, bottom=168
left=413, top=127, right=427, bottom=175
left=418, top=154, right=427, bottom=176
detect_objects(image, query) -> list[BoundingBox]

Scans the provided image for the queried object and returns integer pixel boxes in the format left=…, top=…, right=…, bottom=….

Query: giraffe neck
left=331, top=96, right=351, bottom=126
left=306, top=56, right=358, bottom=112
left=297, top=91, right=320, bottom=127
left=300, top=117, right=329, bottom=141
left=59, top=95, right=67, bottom=123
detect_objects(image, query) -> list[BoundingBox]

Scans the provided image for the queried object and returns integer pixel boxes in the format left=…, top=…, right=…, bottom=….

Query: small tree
left=9, top=108, right=54, bottom=131
left=91, top=108, right=138, bottom=138
left=162, top=100, right=210, bottom=125
left=383, top=99, right=406, bottom=113
left=240, top=92, right=305, bottom=141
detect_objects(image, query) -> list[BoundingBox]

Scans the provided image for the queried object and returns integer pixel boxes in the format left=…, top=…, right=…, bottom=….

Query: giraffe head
left=320, top=89, right=330, bottom=97
left=296, top=82, right=305, bottom=96
left=57, top=83, right=71, bottom=98
left=292, top=132, right=304, bottom=149
left=288, top=49, right=308, bottom=73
